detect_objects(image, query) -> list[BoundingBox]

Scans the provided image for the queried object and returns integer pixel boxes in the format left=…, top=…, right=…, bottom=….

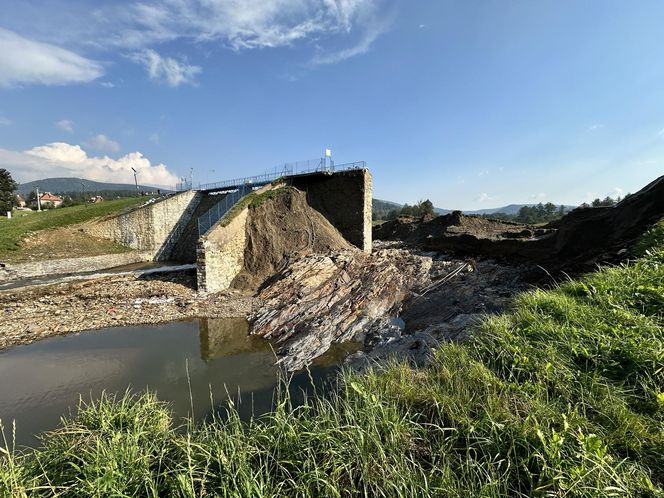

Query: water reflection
left=0, top=318, right=358, bottom=449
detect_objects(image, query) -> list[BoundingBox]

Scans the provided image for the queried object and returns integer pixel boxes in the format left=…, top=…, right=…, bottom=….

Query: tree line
left=373, top=199, right=435, bottom=221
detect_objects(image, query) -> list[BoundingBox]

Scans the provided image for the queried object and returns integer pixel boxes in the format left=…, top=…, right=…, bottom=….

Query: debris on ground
left=250, top=243, right=530, bottom=370
left=0, top=270, right=256, bottom=352
left=374, top=175, right=664, bottom=273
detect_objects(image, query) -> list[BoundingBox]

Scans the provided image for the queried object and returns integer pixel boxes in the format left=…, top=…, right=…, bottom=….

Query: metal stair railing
left=197, top=185, right=251, bottom=237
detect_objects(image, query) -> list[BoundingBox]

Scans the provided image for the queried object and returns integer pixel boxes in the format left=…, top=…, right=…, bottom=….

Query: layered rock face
left=250, top=248, right=432, bottom=371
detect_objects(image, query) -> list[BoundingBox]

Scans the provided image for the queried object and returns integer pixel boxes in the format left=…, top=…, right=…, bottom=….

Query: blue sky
left=0, top=0, right=663, bottom=209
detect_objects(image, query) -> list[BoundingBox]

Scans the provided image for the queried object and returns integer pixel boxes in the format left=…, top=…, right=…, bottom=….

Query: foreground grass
left=1, top=220, right=663, bottom=497
left=0, top=197, right=152, bottom=262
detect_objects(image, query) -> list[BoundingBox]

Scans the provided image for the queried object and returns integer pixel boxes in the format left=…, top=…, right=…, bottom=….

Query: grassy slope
left=1, top=220, right=663, bottom=497
left=0, top=198, right=150, bottom=262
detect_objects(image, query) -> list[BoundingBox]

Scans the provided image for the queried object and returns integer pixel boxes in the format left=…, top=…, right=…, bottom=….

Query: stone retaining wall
left=82, top=191, right=200, bottom=260
left=197, top=208, right=249, bottom=293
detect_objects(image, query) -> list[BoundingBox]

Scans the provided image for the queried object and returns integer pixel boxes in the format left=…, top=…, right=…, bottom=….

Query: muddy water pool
left=0, top=318, right=356, bottom=448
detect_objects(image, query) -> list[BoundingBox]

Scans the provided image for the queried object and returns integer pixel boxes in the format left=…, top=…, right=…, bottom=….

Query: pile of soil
left=375, top=211, right=549, bottom=245
left=231, top=188, right=353, bottom=291
left=375, top=175, right=664, bottom=272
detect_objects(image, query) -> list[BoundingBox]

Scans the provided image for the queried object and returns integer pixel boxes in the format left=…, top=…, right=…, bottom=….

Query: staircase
left=167, top=194, right=229, bottom=263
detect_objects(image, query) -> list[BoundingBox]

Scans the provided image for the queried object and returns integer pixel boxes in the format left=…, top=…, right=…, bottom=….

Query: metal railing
left=195, top=160, right=367, bottom=192
left=197, top=185, right=252, bottom=237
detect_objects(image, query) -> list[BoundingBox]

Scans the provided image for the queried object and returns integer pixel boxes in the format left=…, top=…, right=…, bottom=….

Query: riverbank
left=2, top=219, right=662, bottom=496
left=0, top=270, right=256, bottom=352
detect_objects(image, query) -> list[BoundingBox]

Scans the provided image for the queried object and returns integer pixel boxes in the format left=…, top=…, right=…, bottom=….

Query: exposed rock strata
left=250, top=248, right=432, bottom=371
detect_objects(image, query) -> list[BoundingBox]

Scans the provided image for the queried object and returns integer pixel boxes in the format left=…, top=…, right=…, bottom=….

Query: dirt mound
left=375, top=175, right=664, bottom=271
left=231, top=188, right=353, bottom=291
left=375, top=210, right=549, bottom=247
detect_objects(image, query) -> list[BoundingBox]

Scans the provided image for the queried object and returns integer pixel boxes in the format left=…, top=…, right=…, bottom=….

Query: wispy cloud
left=56, top=119, right=74, bottom=133
left=110, top=0, right=387, bottom=51
left=130, top=49, right=201, bottom=87
left=1, top=142, right=178, bottom=187
left=529, top=192, right=547, bottom=201
left=0, top=115, right=11, bottom=126
left=0, top=27, right=102, bottom=87
left=475, top=192, right=494, bottom=203
left=9, top=1, right=390, bottom=73
left=149, top=132, right=160, bottom=145
left=588, top=123, right=604, bottom=131
left=84, top=134, right=120, bottom=153
left=658, top=128, right=664, bottom=138
left=311, top=12, right=393, bottom=65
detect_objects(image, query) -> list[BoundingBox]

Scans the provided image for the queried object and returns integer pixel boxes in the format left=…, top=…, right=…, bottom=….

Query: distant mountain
left=373, top=198, right=402, bottom=210
left=374, top=198, right=576, bottom=218
left=464, top=204, right=577, bottom=215
left=16, top=177, right=173, bottom=196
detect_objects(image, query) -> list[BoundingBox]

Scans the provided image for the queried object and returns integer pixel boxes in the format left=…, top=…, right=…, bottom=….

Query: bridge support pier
left=197, top=169, right=372, bottom=293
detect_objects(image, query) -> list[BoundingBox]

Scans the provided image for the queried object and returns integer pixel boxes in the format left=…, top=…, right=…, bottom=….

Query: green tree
left=0, top=168, right=18, bottom=213
left=418, top=199, right=435, bottom=216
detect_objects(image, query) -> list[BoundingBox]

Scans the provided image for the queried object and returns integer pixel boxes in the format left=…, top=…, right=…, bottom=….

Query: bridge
left=176, top=159, right=367, bottom=192
left=83, top=159, right=372, bottom=293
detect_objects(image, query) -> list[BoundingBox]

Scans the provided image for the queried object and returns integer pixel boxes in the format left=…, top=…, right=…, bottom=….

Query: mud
left=232, top=188, right=353, bottom=291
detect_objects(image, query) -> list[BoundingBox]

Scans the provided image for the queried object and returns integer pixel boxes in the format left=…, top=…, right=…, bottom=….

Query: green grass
left=2, top=219, right=663, bottom=497
left=0, top=197, right=152, bottom=261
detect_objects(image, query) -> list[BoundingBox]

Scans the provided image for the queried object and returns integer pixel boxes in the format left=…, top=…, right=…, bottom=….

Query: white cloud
left=0, top=27, right=102, bottom=87
left=658, top=128, right=664, bottom=138
left=84, top=134, right=121, bottom=153
left=77, top=0, right=388, bottom=67
left=1, top=142, right=179, bottom=187
left=100, top=81, right=115, bottom=88
left=149, top=133, right=160, bottom=145
left=475, top=193, right=494, bottom=203
left=529, top=192, right=547, bottom=201
left=418, top=24, right=426, bottom=29
left=588, top=124, right=604, bottom=131
left=0, top=116, right=11, bottom=126
left=130, top=49, right=201, bottom=87
left=113, top=0, right=384, bottom=50
left=56, top=119, right=74, bottom=133
left=609, top=187, right=624, bottom=198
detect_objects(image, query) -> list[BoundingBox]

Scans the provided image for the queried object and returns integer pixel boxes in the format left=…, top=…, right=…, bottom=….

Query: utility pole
left=35, top=187, right=41, bottom=212
left=189, top=167, right=194, bottom=190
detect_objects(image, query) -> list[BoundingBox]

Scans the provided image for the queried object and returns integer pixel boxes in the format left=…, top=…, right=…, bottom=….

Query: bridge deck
left=178, top=161, right=367, bottom=193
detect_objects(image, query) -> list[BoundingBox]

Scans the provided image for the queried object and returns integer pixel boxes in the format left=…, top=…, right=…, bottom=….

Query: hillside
left=0, top=197, right=152, bottom=263
left=16, top=177, right=172, bottom=196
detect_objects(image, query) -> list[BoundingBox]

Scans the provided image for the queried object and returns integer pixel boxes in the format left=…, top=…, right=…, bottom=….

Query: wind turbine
left=131, top=167, right=139, bottom=194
